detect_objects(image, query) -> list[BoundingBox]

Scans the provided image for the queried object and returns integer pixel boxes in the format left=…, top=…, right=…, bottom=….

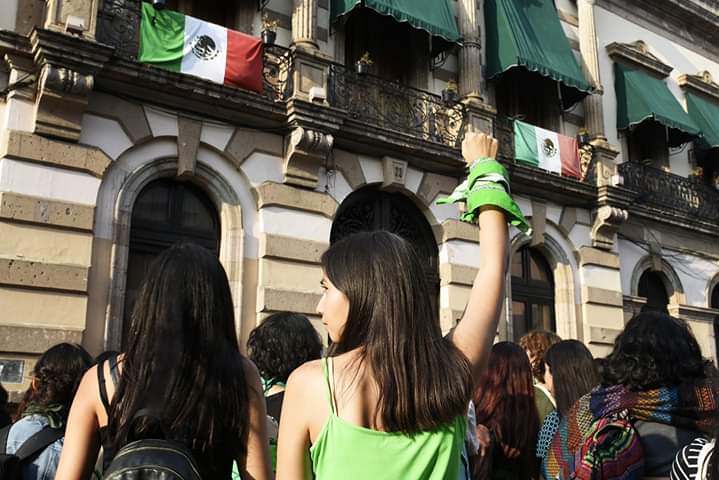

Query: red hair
left=473, top=342, right=539, bottom=477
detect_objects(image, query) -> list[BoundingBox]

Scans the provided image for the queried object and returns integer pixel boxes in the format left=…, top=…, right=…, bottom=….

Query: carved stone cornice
left=678, top=70, right=719, bottom=101
left=597, top=0, right=719, bottom=65
left=30, top=28, right=112, bottom=75
left=606, top=41, right=673, bottom=77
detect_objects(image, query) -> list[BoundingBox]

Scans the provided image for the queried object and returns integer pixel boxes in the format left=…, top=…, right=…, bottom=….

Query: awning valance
left=614, top=63, right=701, bottom=147
left=484, top=0, right=592, bottom=109
left=686, top=92, right=719, bottom=149
left=331, top=0, right=461, bottom=53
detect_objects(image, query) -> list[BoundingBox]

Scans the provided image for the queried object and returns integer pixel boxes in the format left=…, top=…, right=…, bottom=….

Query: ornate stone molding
left=606, top=40, right=673, bottom=77
left=591, top=204, right=628, bottom=250
left=678, top=70, right=719, bottom=101
left=284, top=126, right=334, bottom=188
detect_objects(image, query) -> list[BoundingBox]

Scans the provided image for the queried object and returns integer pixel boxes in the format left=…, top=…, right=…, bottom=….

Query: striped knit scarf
left=543, top=379, right=719, bottom=479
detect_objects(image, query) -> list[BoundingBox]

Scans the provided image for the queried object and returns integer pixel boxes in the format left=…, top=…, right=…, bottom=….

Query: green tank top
left=309, top=357, right=467, bottom=480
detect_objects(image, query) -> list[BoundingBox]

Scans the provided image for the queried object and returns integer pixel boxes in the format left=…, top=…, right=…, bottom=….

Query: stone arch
left=629, top=256, right=686, bottom=306
left=707, top=273, right=719, bottom=309
left=85, top=139, right=254, bottom=351
left=506, top=225, right=579, bottom=342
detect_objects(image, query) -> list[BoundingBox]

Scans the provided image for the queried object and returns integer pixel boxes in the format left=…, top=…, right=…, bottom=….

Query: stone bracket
left=284, top=126, right=333, bottom=188
left=30, top=29, right=112, bottom=141
left=591, top=204, right=628, bottom=250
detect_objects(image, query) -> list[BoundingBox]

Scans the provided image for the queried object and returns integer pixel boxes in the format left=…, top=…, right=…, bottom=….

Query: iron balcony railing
left=326, top=63, right=466, bottom=148
left=619, top=161, right=719, bottom=222
left=96, top=0, right=293, bottom=101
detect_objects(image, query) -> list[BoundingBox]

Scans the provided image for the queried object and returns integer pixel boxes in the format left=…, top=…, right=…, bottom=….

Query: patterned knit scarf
left=543, top=378, right=719, bottom=479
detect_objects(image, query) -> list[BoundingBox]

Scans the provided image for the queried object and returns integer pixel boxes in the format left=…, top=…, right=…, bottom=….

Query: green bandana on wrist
left=437, top=158, right=532, bottom=235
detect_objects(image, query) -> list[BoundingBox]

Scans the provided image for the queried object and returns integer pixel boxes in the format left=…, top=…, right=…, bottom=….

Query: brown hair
left=322, top=231, right=472, bottom=434
left=519, top=330, right=561, bottom=383
left=474, top=342, right=539, bottom=479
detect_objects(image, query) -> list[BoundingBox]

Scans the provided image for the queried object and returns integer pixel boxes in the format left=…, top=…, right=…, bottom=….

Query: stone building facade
left=0, top=0, right=718, bottom=399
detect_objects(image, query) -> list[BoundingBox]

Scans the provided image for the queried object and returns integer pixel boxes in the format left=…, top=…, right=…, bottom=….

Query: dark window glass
left=510, top=246, right=555, bottom=340
left=123, top=179, right=219, bottom=347
left=638, top=270, right=669, bottom=313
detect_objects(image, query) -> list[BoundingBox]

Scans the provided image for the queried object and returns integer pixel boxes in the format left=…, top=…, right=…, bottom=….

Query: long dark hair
left=321, top=231, right=472, bottom=434
left=544, top=340, right=599, bottom=416
left=247, top=311, right=322, bottom=384
left=16, top=343, right=92, bottom=421
left=600, top=311, right=705, bottom=390
left=108, top=243, right=250, bottom=459
left=474, top=342, right=539, bottom=478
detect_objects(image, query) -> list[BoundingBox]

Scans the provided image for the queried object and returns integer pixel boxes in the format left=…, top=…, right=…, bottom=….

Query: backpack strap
left=13, top=426, right=64, bottom=461
left=0, top=424, right=10, bottom=454
left=97, top=359, right=111, bottom=416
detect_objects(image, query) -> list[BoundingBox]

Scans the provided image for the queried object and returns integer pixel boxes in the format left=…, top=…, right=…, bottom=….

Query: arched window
left=330, top=186, right=439, bottom=308
left=638, top=270, right=669, bottom=313
left=511, top=246, right=555, bottom=340
left=711, top=282, right=719, bottom=309
left=123, top=178, right=219, bottom=346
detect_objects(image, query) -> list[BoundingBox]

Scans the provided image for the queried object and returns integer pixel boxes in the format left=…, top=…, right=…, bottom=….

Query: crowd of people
left=1, top=132, right=718, bottom=480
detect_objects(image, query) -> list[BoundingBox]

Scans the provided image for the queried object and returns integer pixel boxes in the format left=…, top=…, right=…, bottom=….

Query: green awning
left=614, top=63, right=701, bottom=147
left=686, top=92, right=719, bottom=149
left=331, top=0, right=461, bottom=53
left=485, top=0, right=592, bottom=109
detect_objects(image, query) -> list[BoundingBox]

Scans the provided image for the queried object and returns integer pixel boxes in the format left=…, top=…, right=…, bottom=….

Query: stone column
left=292, top=0, right=319, bottom=50
left=457, top=0, right=483, bottom=100
left=577, top=0, right=605, bottom=140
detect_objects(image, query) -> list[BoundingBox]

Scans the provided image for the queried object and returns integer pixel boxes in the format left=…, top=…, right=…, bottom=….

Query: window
left=627, top=120, right=669, bottom=170
left=638, top=270, right=669, bottom=313
left=511, top=246, right=555, bottom=340
left=123, top=179, right=219, bottom=346
left=711, top=282, right=719, bottom=309
left=165, top=0, right=252, bottom=31
left=495, top=68, right=562, bottom=131
left=342, top=7, right=429, bottom=87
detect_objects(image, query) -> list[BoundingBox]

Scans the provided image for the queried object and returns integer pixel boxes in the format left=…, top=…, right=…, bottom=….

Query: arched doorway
left=638, top=270, right=669, bottom=313
left=330, top=186, right=439, bottom=304
left=511, top=246, right=556, bottom=340
left=123, top=178, right=220, bottom=346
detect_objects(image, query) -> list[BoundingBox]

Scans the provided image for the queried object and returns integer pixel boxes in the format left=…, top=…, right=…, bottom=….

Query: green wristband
left=467, top=158, right=510, bottom=190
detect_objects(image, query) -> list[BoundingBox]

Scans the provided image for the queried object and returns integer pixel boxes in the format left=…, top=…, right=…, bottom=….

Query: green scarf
left=437, top=158, right=532, bottom=235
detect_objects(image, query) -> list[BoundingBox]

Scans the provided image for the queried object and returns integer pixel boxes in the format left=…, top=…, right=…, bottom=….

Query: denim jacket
left=6, top=415, right=63, bottom=480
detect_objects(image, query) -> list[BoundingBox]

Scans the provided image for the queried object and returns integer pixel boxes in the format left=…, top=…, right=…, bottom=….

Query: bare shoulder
left=286, top=359, right=325, bottom=396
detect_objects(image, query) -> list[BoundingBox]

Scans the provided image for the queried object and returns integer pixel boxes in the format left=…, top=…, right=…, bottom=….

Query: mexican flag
left=513, top=120, right=581, bottom=179
left=138, top=2, right=264, bottom=93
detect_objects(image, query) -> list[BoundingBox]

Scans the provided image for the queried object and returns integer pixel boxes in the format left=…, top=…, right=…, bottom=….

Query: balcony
left=326, top=63, right=466, bottom=149
left=619, top=161, right=719, bottom=222
left=96, top=0, right=293, bottom=102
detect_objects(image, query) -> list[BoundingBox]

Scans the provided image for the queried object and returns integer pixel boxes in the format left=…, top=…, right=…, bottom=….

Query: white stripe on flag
left=181, top=16, right=228, bottom=85
left=534, top=127, right=562, bottom=174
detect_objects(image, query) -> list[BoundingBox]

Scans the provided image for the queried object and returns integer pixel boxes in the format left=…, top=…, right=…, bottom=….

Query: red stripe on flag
left=558, top=135, right=581, bottom=179
left=224, top=29, right=263, bottom=94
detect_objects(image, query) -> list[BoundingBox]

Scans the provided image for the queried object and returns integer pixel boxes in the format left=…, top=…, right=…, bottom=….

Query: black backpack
left=0, top=424, right=65, bottom=480
left=102, top=410, right=203, bottom=480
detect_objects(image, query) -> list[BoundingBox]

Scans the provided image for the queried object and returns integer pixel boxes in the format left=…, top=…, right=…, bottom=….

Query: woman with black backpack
left=1, top=343, right=92, bottom=480
left=55, top=243, right=272, bottom=479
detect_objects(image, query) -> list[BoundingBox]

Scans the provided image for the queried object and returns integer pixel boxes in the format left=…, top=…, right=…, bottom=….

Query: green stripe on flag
left=513, top=121, right=539, bottom=167
left=139, top=2, right=185, bottom=73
